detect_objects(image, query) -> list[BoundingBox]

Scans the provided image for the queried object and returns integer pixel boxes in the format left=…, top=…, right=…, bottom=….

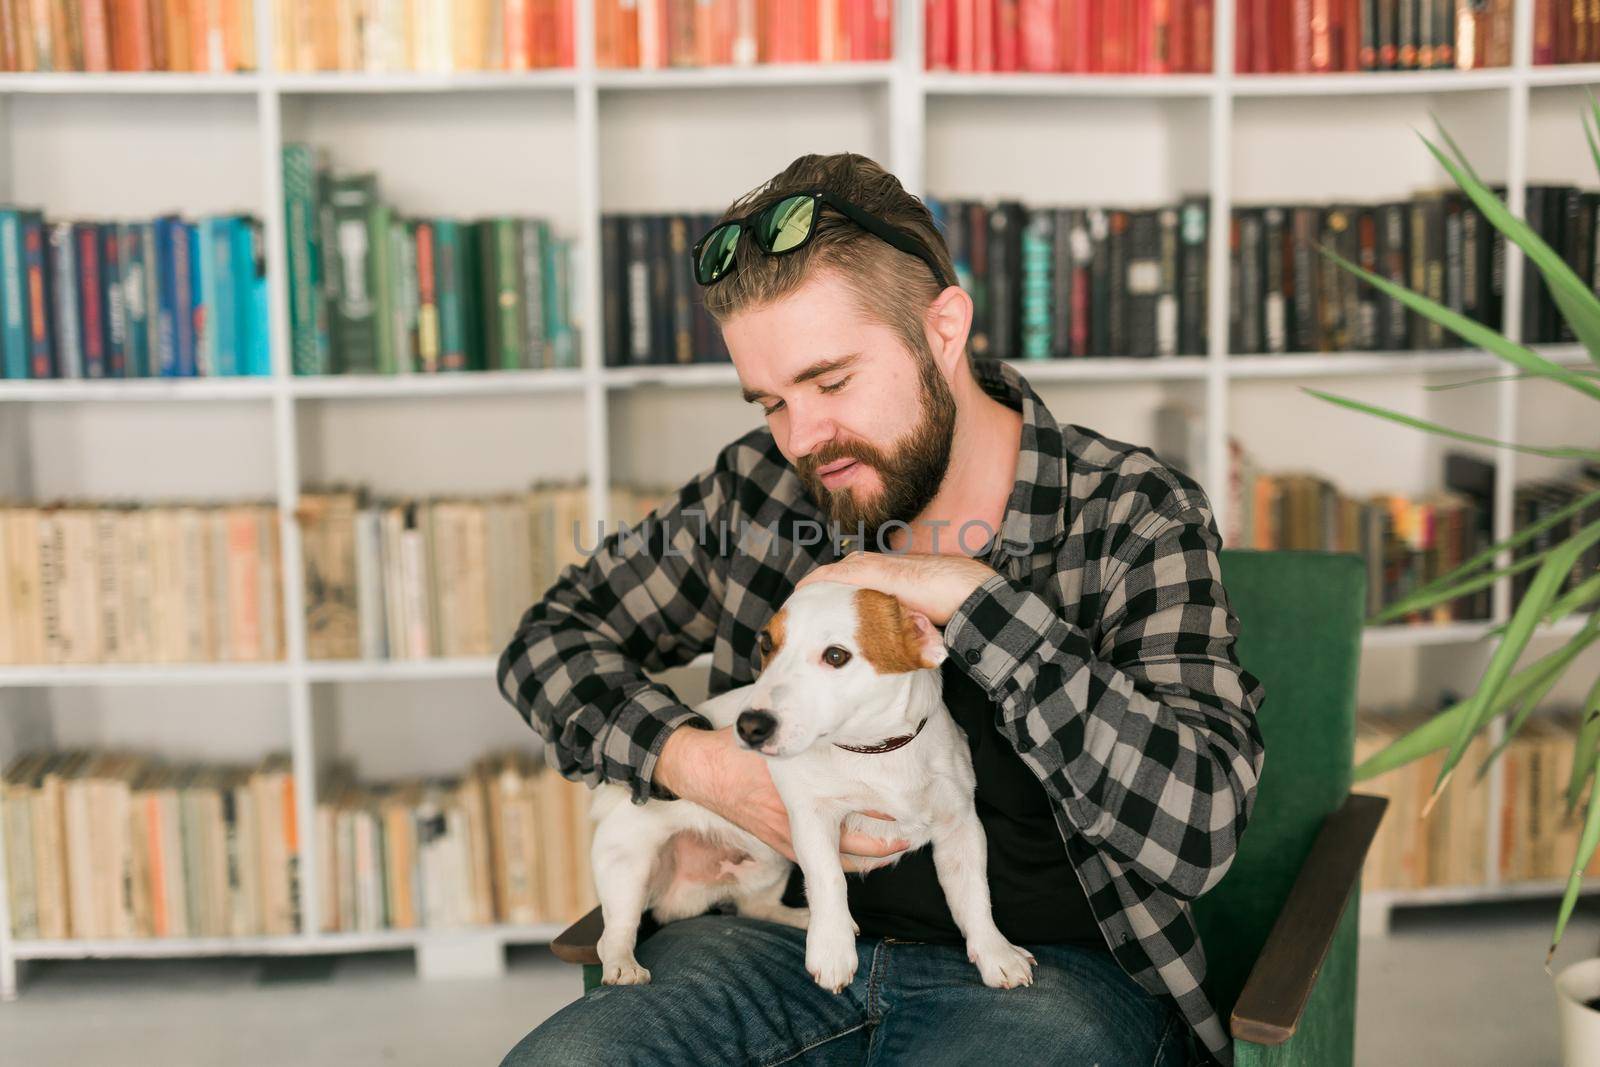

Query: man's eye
left=761, top=400, right=786, bottom=416
left=822, top=645, right=852, bottom=668
left=818, top=376, right=851, bottom=394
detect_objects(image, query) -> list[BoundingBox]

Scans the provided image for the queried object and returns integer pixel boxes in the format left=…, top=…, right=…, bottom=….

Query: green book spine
left=282, top=144, right=323, bottom=375
left=391, top=219, right=417, bottom=373
left=476, top=221, right=499, bottom=371
left=329, top=173, right=380, bottom=374
left=517, top=219, right=547, bottom=369
left=461, top=224, right=484, bottom=371
left=551, top=236, right=576, bottom=369
left=493, top=218, right=523, bottom=371
left=315, top=167, right=339, bottom=373
left=371, top=201, right=396, bottom=375
left=435, top=220, right=465, bottom=372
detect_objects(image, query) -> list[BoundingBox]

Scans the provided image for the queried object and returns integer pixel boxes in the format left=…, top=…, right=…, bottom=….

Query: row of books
left=1235, top=0, right=1512, bottom=73
left=1520, top=185, right=1600, bottom=346
left=273, top=0, right=575, bottom=72
left=0, top=502, right=285, bottom=666
left=1533, top=0, right=1600, bottom=65
left=1226, top=195, right=1503, bottom=357
left=1359, top=704, right=1600, bottom=889
left=930, top=197, right=1210, bottom=360
left=0, top=210, right=270, bottom=380
left=599, top=213, right=734, bottom=368
left=1220, top=443, right=1600, bottom=624
left=1, top=746, right=603, bottom=940
left=1, top=752, right=299, bottom=940
left=599, top=0, right=892, bottom=67
left=317, top=750, right=596, bottom=933
left=0, top=0, right=257, bottom=72
left=298, top=482, right=670, bottom=662
left=926, top=0, right=1214, bottom=74
left=282, top=145, right=579, bottom=378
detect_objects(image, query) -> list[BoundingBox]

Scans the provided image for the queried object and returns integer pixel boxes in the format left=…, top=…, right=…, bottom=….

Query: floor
left=1, top=898, right=1596, bottom=1066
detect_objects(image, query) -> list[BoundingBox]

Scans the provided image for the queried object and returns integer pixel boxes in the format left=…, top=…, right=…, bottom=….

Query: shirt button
left=964, top=649, right=981, bottom=665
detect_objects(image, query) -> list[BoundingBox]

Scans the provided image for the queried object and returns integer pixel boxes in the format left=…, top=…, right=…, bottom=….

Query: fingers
left=841, top=830, right=911, bottom=858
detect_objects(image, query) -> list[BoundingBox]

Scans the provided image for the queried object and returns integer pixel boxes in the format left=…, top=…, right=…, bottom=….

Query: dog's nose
left=737, top=709, right=778, bottom=747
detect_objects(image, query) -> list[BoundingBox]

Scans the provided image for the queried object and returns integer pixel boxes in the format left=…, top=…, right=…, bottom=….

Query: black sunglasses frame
left=691, top=189, right=956, bottom=291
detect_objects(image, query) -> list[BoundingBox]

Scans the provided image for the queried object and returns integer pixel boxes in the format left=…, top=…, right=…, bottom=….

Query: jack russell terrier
left=586, top=580, right=1037, bottom=994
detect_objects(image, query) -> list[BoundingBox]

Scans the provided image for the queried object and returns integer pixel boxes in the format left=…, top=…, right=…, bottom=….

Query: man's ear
left=903, top=609, right=948, bottom=670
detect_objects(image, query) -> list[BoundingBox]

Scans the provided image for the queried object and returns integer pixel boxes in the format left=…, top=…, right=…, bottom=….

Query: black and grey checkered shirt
left=497, top=358, right=1266, bottom=1066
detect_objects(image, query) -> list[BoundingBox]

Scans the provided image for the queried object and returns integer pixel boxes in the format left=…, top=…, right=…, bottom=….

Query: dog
left=586, top=579, right=1037, bottom=994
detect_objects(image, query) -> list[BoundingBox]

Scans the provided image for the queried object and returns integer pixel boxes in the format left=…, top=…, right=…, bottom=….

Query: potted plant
left=1309, top=104, right=1600, bottom=1065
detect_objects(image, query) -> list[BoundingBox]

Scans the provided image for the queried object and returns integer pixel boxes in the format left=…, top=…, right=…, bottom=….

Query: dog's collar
left=833, top=717, right=929, bottom=755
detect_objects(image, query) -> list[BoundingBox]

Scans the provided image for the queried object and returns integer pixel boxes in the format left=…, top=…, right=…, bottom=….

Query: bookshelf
left=3, top=0, right=1600, bottom=999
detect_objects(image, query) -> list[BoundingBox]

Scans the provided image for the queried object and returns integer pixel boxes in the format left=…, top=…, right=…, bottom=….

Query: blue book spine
left=0, top=210, right=29, bottom=378
left=21, top=213, right=52, bottom=379
left=210, top=217, right=236, bottom=376
left=137, top=222, right=158, bottom=377
left=188, top=220, right=207, bottom=377
left=101, top=225, right=127, bottom=377
left=175, top=220, right=196, bottom=377
left=155, top=217, right=180, bottom=377
left=239, top=218, right=269, bottom=376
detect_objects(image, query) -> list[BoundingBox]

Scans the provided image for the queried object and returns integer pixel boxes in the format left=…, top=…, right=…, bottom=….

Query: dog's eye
left=822, top=645, right=852, bottom=668
left=758, top=631, right=773, bottom=655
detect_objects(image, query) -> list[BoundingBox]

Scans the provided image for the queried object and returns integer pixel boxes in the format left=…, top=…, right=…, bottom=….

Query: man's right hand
left=656, top=723, right=911, bottom=874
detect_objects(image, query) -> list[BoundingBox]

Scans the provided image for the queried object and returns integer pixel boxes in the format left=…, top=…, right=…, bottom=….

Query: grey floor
left=1, top=898, right=1597, bottom=1066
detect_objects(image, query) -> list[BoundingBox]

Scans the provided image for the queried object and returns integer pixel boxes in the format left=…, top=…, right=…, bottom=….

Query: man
left=495, top=152, right=1266, bottom=1067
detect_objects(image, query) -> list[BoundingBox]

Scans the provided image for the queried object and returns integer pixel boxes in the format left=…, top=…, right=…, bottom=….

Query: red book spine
left=1151, top=0, right=1172, bottom=72
left=1534, top=0, right=1553, bottom=65
left=77, top=228, right=106, bottom=378
left=1102, top=0, right=1124, bottom=71
left=996, top=0, right=1019, bottom=69
left=955, top=0, right=975, bottom=69
left=1018, top=0, right=1057, bottom=69
left=1192, top=0, right=1212, bottom=70
left=874, top=0, right=891, bottom=58
left=974, top=0, right=994, bottom=69
left=25, top=226, right=50, bottom=378
left=927, top=0, right=948, bottom=66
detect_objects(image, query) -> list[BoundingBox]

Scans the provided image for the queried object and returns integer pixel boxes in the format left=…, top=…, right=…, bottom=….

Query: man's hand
left=795, top=551, right=997, bottom=627
left=656, top=724, right=910, bottom=872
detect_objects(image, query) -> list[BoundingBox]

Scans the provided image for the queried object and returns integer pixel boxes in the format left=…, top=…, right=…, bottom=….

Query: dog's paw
left=806, top=928, right=859, bottom=994
left=600, top=957, right=652, bottom=985
left=968, top=938, right=1036, bottom=990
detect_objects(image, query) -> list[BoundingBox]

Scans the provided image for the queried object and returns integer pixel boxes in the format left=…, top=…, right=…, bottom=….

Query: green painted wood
left=1233, top=888, right=1362, bottom=1067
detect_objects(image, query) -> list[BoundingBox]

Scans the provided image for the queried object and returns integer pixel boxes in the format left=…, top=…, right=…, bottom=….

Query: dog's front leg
left=788, top=807, right=859, bottom=994
left=930, top=814, right=1036, bottom=989
left=591, top=814, right=659, bottom=985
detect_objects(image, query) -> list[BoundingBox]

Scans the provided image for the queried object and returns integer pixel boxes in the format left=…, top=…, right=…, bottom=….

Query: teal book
left=282, top=144, right=325, bottom=375
left=491, top=218, right=523, bottom=371
left=1020, top=210, right=1053, bottom=360
left=0, top=210, right=29, bottom=378
left=372, top=201, right=396, bottom=375
left=517, top=218, right=547, bottom=369
left=433, top=219, right=465, bottom=371
left=328, top=173, right=381, bottom=374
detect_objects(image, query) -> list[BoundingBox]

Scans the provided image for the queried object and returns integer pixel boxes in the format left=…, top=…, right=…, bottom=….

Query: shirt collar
left=968, top=359, right=1072, bottom=557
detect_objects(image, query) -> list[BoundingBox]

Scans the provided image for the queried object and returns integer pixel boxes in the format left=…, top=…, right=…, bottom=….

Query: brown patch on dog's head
left=853, top=589, right=941, bottom=673
left=754, top=608, right=787, bottom=673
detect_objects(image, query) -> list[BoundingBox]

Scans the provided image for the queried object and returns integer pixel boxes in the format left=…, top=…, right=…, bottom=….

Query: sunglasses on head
left=691, top=189, right=956, bottom=290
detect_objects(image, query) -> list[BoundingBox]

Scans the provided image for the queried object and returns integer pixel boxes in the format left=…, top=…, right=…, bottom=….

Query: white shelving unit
left=2, top=0, right=1599, bottom=999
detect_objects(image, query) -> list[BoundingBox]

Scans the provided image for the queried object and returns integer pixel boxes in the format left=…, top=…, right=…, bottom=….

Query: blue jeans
left=503, top=914, right=1192, bottom=1066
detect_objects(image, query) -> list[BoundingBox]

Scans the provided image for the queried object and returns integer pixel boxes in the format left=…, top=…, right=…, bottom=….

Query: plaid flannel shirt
left=497, top=358, right=1267, bottom=1066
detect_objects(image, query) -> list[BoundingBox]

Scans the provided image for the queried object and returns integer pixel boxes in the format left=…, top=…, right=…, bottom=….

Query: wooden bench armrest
left=1229, top=792, right=1388, bottom=1046
left=551, top=905, right=605, bottom=965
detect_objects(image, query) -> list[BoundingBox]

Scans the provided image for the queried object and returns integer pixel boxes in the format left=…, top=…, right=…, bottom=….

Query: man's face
left=723, top=270, right=957, bottom=535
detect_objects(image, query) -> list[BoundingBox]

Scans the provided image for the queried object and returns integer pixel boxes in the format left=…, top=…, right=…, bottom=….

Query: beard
left=795, top=354, right=957, bottom=544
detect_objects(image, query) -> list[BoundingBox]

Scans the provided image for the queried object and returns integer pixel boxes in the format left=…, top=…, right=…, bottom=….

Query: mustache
left=798, top=442, right=887, bottom=480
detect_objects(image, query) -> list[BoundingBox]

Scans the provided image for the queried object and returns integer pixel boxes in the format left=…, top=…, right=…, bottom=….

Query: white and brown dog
left=587, top=579, right=1036, bottom=994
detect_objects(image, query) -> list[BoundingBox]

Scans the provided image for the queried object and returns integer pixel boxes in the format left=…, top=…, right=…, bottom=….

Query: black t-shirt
left=780, top=657, right=1108, bottom=951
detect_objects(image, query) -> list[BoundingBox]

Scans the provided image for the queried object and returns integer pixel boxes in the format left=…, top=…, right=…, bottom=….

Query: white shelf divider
left=2, top=0, right=1599, bottom=998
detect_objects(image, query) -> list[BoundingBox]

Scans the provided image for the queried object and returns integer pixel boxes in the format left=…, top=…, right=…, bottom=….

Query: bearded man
left=496, top=152, right=1266, bottom=1067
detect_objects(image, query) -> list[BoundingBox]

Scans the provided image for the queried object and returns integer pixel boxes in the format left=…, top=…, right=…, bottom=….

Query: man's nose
left=785, top=400, right=833, bottom=460
left=737, top=709, right=778, bottom=746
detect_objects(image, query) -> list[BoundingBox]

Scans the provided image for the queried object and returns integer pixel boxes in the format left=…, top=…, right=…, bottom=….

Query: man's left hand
left=795, top=551, right=997, bottom=627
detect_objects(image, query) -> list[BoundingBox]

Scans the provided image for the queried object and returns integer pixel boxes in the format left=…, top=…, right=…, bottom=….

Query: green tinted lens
left=758, top=195, right=817, bottom=254
left=697, top=223, right=742, bottom=284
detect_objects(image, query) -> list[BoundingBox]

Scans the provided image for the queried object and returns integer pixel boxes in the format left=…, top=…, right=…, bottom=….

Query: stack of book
left=272, top=0, right=574, bottom=71
left=0, top=500, right=286, bottom=665
left=598, top=0, right=892, bottom=66
left=317, top=749, right=597, bottom=933
left=1227, top=193, right=1505, bottom=356
left=1234, top=0, right=1512, bottom=72
left=282, top=146, right=579, bottom=378
left=600, top=213, right=733, bottom=367
left=1532, top=0, right=1600, bottom=64
left=0, top=209, right=270, bottom=380
left=931, top=197, right=1211, bottom=360
left=297, top=481, right=675, bottom=661
left=1, top=752, right=300, bottom=940
left=0, top=0, right=259, bottom=72
left=1358, top=704, right=1600, bottom=889
left=926, top=0, right=1214, bottom=73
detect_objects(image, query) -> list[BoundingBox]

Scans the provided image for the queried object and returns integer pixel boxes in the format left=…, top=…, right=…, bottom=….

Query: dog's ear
left=855, top=588, right=946, bottom=672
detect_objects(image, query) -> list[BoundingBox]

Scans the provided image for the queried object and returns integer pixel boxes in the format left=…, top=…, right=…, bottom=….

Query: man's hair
left=701, top=153, right=957, bottom=367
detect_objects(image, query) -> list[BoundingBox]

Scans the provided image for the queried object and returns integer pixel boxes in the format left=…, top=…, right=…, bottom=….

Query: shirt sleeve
left=495, top=467, right=736, bottom=806
left=941, top=500, right=1267, bottom=901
